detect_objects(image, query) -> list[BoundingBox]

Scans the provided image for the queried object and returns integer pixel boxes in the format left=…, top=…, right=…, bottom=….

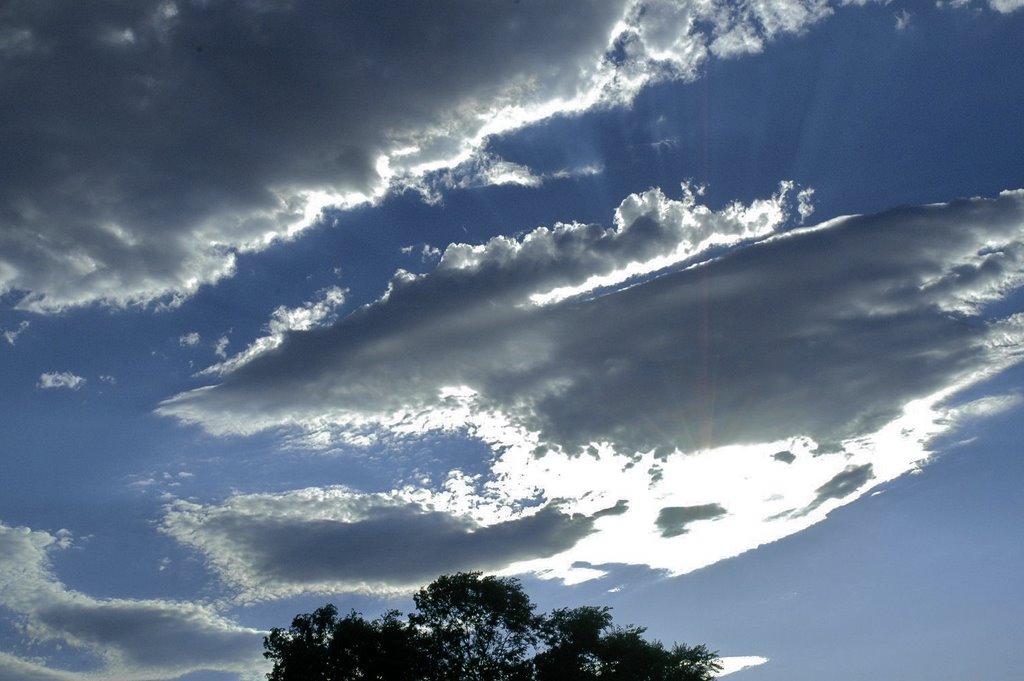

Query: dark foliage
left=264, top=572, right=722, bottom=681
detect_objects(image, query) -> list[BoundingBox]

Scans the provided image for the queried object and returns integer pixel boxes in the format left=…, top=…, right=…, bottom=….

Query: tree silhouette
left=410, top=572, right=540, bottom=681
left=263, top=572, right=722, bottom=681
left=537, top=606, right=721, bottom=681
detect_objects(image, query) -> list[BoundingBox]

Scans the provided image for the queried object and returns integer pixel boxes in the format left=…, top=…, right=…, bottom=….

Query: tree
left=264, top=604, right=339, bottom=681
left=263, top=572, right=721, bottom=681
left=409, top=572, right=540, bottom=681
left=264, top=607, right=422, bottom=681
left=536, top=606, right=722, bottom=681
left=535, top=606, right=612, bottom=680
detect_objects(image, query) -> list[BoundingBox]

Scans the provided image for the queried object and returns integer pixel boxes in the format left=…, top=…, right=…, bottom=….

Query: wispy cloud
left=199, top=287, right=345, bottom=377
left=37, top=372, right=86, bottom=391
left=178, top=332, right=200, bottom=347
left=3, top=320, right=30, bottom=345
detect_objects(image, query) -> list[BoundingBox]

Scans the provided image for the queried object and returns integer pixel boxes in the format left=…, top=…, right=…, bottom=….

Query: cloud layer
left=162, top=188, right=1024, bottom=452
left=162, top=488, right=626, bottom=600
left=0, top=0, right=838, bottom=311
left=0, top=522, right=264, bottom=680
left=158, top=184, right=1024, bottom=593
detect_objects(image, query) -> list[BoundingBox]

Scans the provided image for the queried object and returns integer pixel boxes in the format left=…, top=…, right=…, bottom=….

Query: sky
left=1, top=1, right=1023, bottom=679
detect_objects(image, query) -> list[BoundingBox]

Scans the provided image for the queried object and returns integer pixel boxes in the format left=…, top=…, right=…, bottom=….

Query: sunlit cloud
left=718, top=656, right=770, bottom=676
left=157, top=185, right=1024, bottom=593
left=199, top=286, right=346, bottom=377
left=0, top=522, right=264, bottom=680
left=1, top=0, right=843, bottom=313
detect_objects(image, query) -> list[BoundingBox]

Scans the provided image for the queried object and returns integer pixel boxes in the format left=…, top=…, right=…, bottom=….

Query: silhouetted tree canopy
left=264, top=572, right=722, bottom=681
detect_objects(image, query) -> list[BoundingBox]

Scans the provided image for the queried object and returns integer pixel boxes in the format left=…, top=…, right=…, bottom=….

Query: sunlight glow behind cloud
left=157, top=185, right=1024, bottom=597
left=1, top=0, right=836, bottom=312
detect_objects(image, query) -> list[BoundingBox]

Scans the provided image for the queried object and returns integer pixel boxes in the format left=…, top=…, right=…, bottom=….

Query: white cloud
left=718, top=656, right=770, bottom=676
left=37, top=372, right=86, bottom=391
left=157, top=185, right=1024, bottom=592
left=986, top=0, right=1024, bottom=12
left=0, top=0, right=843, bottom=313
left=178, top=332, right=200, bottom=347
left=199, top=287, right=345, bottom=376
left=935, top=0, right=1024, bottom=12
left=413, top=152, right=607, bottom=203
left=213, top=335, right=230, bottom=359
left=3, top=320, right=30, bottom=345
left=0, top=522, right=264, bottom=681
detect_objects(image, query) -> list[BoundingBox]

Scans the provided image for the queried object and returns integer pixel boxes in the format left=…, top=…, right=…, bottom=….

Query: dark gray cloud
left=34, top=600, right=260, bottom=672
left=160, top=189, right=1024, bottom=456
left=162, top=493, right=610, bottom=596
left=240, top=505, right=592, bottom=584
left=772, top=450, right=796, bottom=464
left=656, top=503, right=727, bottom=537
left=800, top=463, right=876, bottom=515
left=0, top=0, right=628, bottom=310
left=0, top=0, right=840, bottom=311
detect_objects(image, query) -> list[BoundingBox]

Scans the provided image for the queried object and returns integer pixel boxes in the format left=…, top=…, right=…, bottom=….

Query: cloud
left=935, top=0, right=1024, bottom=12
left=0, top=522, right=264, bottom=680
left=656, top=504, right=728, bottom=538
left=213, top=335, right=230, bottom=359
left=199, top=286, right=345, bottom=376
left=153, top=185, right=1024, bottom=588
left=161, top=487, right=620, bottom=600
left=0, top=653, right=83, bottom=681
left=789, top=463, right=875, bottom=517
left=809, top=463, right=875, bottom=505
left=414, top=151, right=606, bottom=203
left=718, top=656, right=770, bottom=676
left=0, top=0, right=841, bottom=312
left=3, top=320, right=30, bottom=345
left=36, top=372, right=86, bottom=391
left=160, top=186, right=1024, bottom=451
left=772, top=450, right=796, bottom=464
left=178, top=332, right=200, bottom=347
left=985, top=0, right=1024, bottom=13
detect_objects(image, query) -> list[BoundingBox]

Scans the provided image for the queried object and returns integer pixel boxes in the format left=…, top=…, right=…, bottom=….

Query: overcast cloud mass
left=2, top=1, right=1024, bottom=679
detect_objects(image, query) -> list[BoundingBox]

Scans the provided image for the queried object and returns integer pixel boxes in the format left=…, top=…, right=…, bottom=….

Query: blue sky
left=1, top=1, right=1023, bottom=679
